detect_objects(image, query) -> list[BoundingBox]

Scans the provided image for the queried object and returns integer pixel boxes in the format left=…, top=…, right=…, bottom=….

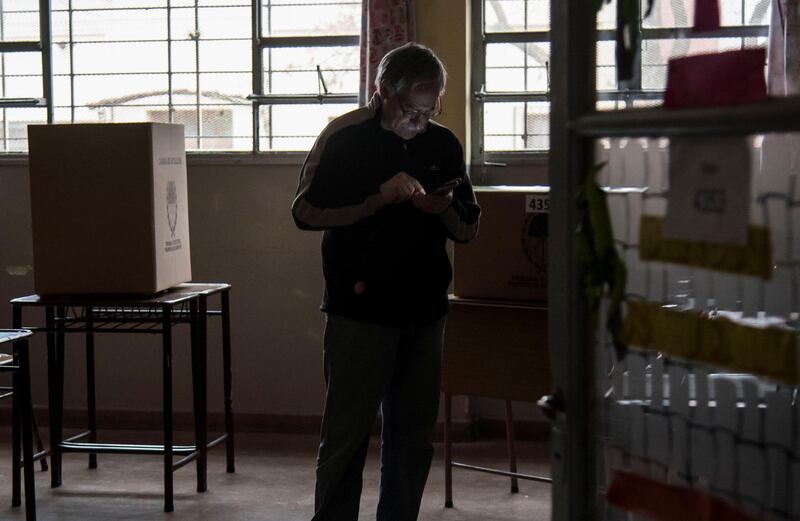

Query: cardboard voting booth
left=27, top=122, right=192, bottom=295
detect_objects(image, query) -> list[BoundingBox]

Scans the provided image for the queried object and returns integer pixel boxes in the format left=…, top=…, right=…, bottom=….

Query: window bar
left=469, top=0, right=485, bottom=167
left=193, top=0, right=201, bottom=150
left=1, top=0, right=7, bottom=151
left=247, top=93, right=359, bottom=105
left=40, top=0, right=53, bottom=123
left=250, top=0, right=262, bottom=151
left=258, top=35, right=359, bottom=48
left=68, top=0, right=75, bottom=123
left=267, top=0, right=273, bottom=151
left=522, top=0, right=529, bottom=150
left=167, top=0, right=174, bottom=124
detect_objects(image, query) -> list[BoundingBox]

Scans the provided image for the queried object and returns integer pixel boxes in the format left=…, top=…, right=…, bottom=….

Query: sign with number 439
left=663, top=136, right=751, bottom=246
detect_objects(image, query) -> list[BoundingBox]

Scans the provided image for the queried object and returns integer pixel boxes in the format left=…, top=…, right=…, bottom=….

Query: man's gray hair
left=374, top=42, right=447, bottom=96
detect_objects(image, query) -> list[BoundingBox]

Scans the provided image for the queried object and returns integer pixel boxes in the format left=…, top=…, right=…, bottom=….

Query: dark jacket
left=291, top=95, right=481, bottom=326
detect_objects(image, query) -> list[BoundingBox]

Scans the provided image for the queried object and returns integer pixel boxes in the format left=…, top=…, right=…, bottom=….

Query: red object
left=607, top=469, right=761, bottom=521
left=694, top=0, right=720, bottom=32
left=663, top=48, right=768, bottom=109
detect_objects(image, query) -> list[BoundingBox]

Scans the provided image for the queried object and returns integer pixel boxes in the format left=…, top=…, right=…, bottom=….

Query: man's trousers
left=311, top=314, right=445, bottom=521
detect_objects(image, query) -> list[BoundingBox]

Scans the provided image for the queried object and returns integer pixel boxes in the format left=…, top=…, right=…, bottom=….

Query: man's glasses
left=398, top=97, right=441, bottom=121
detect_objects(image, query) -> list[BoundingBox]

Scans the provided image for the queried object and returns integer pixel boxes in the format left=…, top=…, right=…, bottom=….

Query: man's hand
left=412, top=192, right=453, bottom=215
left=380, top=172, right=425, bottom=204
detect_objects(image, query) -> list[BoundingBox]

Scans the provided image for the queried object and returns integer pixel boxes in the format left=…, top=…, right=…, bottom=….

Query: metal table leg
left=11, top=306, right=22, bottom=507
left=45, top=306, right=61, bottom=488
left=18, top=337, right=37, bottom=521
left=85, top=306, right=98, bottom=469
left=162, top=306, right=174, bottom=513
left=221, top=289, right=235, bottom=473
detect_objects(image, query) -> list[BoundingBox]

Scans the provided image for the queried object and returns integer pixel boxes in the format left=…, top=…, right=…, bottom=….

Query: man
left=291, top=42, right=481, bottom=521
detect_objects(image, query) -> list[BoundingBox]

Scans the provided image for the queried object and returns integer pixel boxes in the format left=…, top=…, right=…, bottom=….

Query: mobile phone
left=431, top=177, right=461, bottom=195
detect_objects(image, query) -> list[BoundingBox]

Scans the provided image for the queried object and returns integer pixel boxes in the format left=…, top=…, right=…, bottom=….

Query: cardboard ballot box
left=453, top=186, right=548, bottom=302
left=28, top=123, right=192, bottom=295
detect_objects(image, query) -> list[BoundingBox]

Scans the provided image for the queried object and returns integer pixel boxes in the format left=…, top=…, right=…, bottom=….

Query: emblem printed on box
left=165, top=180, right=182, bottom=252
left=520, top=212, right=548, bottom=289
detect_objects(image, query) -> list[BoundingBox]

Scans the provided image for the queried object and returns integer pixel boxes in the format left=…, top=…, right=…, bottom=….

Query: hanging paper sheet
left=639, top=215, right=772, bottom=280
left=620, top=300, right=798, bottom=384
left=664, top=136, right=751, bottom=246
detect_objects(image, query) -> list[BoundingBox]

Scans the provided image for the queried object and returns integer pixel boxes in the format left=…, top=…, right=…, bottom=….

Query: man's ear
left=378, top=85, right=389, bottom=100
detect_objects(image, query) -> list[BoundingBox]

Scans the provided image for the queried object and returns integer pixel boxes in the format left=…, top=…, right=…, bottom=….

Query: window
left=473, top=0, right=771, bottom=159
left=0, top=0, right=361, bottom=153
left=251, top=0, right=360, bottom=151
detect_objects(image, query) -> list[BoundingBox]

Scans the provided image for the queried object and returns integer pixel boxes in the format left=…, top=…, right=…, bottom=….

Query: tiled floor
left=0, top=430, right=551, bottom=521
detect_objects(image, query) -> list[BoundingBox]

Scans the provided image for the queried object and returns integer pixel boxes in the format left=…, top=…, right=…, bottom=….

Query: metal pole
left=548, top=0, right=597, bottom=520
left=39, top=0, right=53, bottom=123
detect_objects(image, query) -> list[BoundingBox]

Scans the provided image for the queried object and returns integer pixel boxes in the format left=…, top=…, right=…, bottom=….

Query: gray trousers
left=311, top=314, right=445, bottom=521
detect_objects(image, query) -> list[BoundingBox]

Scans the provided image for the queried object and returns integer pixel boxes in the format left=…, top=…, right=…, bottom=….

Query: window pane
left=597, top=0, right=616, bottom=30
left=485, top=0, right=549, bottom=32
left=262, top=1, right=360, bottom=37
left=745, top=0, right=770, bottom=26
left=199, top=72, right=250, bottom=100
left=2, top=52, right=43, bottom=76
left=71, top=0, right=165, bottom=9
left=643, top=0, right=770, bottom=28
left=596, top=41, right=616, bottom=92
left=1, top=10, right=39, bottom=40
left=259, top=103, right=356, bottom=151
left=72, top=42, right=168, bottom=74
left=198, top=40, right=251, bottom=72
left=52, top=75, right=72, bottom=107
left=643, top=0, right=693, bottom=28
left=486, top=43, right=549, bottom=93
left=0, top=107, right=47, bottom=152
left=170, top=41, right=198, bottom=73
left=264, top=46, right=359, bottom=94
left=3, top=75, right=44, bottom=98
left=484, top=101, right=549, bottom=152
left=71, top=74, right=169, bottom=106
left=70, top=8, right=168, bottom=42
left=198, top=5, right=251, bottom=39
left=148, top=104, right=251, bottom=151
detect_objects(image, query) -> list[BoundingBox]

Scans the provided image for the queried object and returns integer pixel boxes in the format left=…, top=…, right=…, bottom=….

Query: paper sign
left=525, top=194, right=550, bottom=213
left=663, top=136, right=751, bottom=246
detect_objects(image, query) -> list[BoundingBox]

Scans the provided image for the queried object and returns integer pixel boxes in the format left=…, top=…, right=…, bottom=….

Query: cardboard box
left=453, top=186, right=548, bottom=302
left=442, top=297, right=550, bottom=402
left=28, top=123, right=192, bottom=295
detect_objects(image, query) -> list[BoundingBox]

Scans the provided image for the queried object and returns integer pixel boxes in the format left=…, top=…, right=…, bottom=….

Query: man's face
left=380, top=82, right=440, bottom=141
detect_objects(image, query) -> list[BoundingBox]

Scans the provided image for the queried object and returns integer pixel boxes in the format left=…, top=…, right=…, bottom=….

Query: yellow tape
left=621, top=301, right=798, bottom=384
left=639, top=216, right=773, bottom=280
